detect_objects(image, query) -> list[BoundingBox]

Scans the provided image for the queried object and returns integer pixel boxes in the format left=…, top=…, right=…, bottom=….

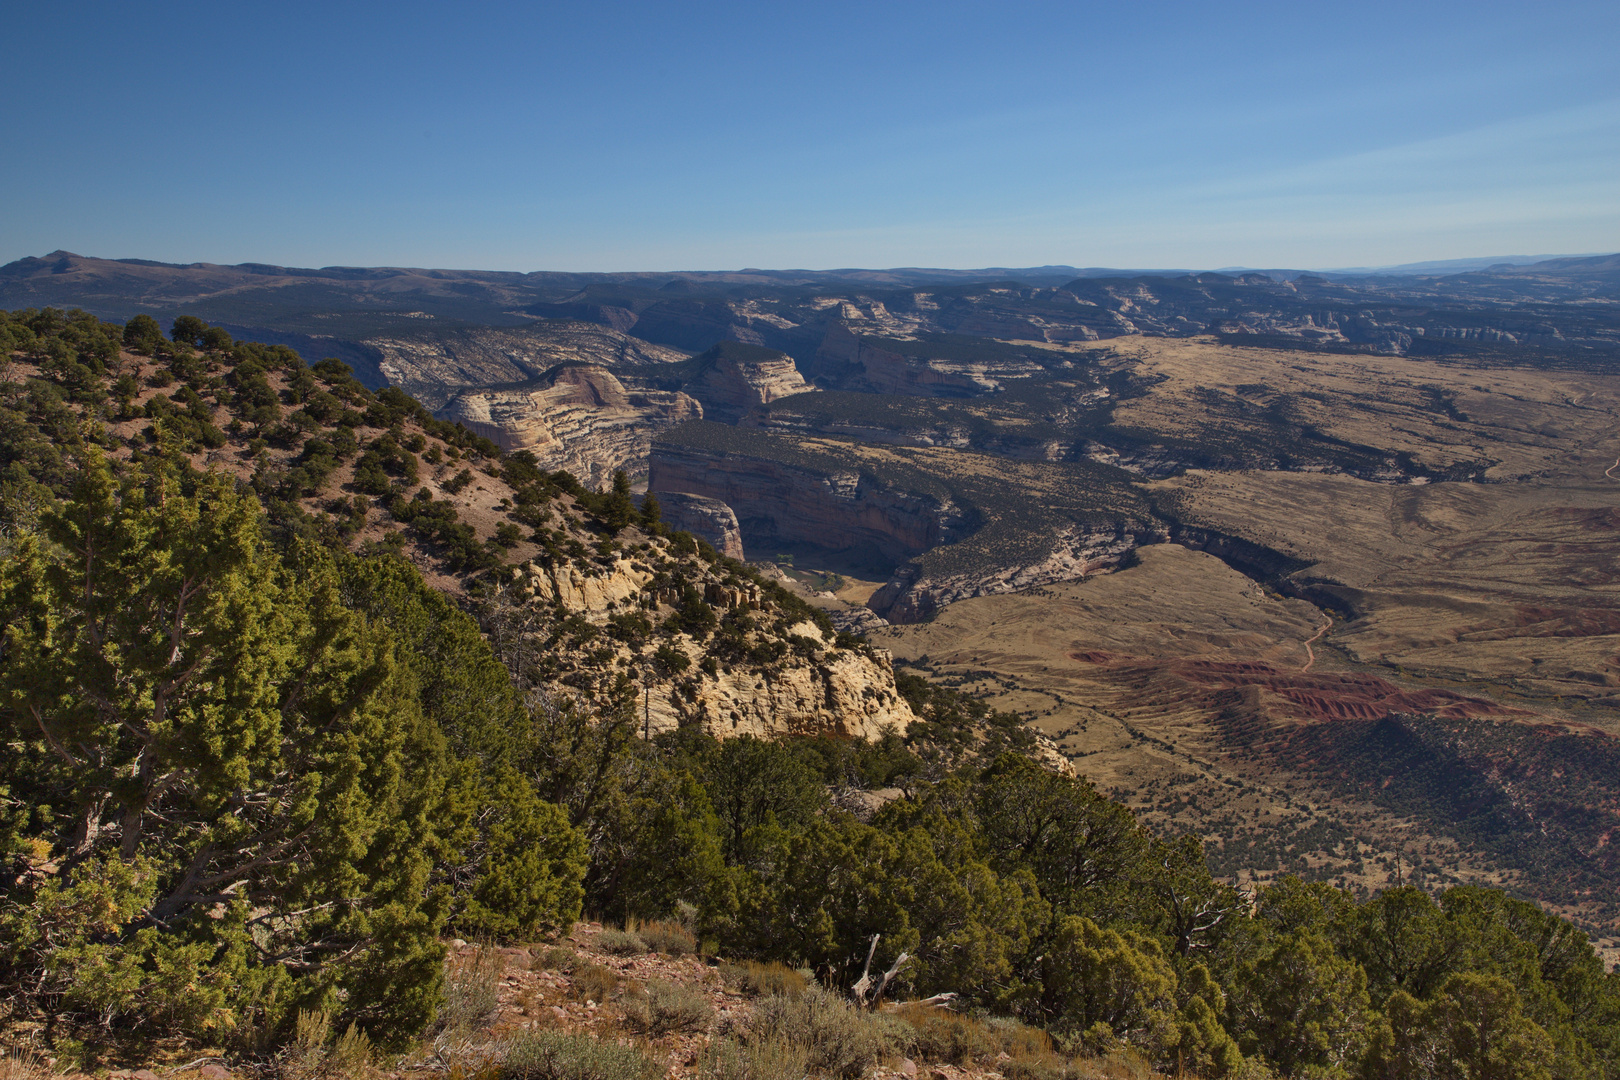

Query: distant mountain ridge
left=5, top=250, right=1619, bottom=393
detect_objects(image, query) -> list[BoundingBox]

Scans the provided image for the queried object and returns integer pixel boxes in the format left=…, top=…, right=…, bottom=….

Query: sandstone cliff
left=365, top=322, right=689, bottom=409
left=676, top=341, right=815, bottom=422
left=506, top=540, right=916, bottom=741
left=816, top=324, right=1001, bottom=397
left=648, top=438, right=974, bottom=563
left=655, top=491, right=746, bottom=559
left=436, top=364, right=700, bottom=488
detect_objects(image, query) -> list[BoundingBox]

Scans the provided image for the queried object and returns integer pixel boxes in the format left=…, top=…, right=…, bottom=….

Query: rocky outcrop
left=437, top=364, right=700, bottom=487
left=507, top=545, right=916, bottom=741
left=679, top=637, right=917, bottom=740
left=678, top=341, right=815, bottom=422
left=655, top=492, right=746, bottom=559
left=817, top=324, right=1001, bottom=397
left=871, top=523, right=1156, bottom=623
left=366, top=323, right=689, bottom=409
left=648, top=439, right=974, bottom=562
left=748, top=410, right=1075, bottom=462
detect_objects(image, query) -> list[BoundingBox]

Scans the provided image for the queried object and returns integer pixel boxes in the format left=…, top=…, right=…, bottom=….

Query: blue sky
left=3, top=1, right=1615, bottom=272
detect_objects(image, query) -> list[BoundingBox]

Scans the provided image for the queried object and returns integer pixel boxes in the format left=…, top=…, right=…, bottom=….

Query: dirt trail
left=1606, top=456, right=1620, bottom=480
left=1301, top=621, right=1332, bottom=673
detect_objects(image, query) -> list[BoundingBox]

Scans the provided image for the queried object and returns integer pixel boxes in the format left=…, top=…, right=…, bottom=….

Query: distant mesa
left=679, top=340, right=814, bottom=422
left=436, top=364, right=699, bottom=488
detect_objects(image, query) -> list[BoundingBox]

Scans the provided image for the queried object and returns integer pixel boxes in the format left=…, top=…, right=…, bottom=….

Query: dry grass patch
left=635, top=920, right=697, bottom=956
left=571, top=964, right=623, bottom=1004
left=719, top=961, right=808, bottom=999
left=442, top=945, right=506, bottom=1033
left=698, top=1036, right=809, bottom=1080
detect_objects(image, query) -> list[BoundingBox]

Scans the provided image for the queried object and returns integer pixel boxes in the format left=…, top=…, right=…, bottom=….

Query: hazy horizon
left=9, top=248, right=1610, bottom=279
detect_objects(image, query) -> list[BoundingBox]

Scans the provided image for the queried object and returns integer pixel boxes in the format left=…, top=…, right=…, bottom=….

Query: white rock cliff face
left=684, top=352, right=815, bottom=422
left=437, top=365, right=700, bottom=487
left=655, top=492, right=746, bottom=559
left=369, top=322, right=689, bottom=410
left=513, top=549, right=916, bottom=741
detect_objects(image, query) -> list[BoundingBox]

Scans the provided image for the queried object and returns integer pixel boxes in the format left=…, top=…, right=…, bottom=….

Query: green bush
left=0, top=457, right=586, bottom=1046
left=501, top=1030, right=662, bottom=1080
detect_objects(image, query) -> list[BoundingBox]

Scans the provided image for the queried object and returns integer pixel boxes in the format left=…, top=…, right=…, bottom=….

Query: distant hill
left=5, top=250, right=1619, bottom=392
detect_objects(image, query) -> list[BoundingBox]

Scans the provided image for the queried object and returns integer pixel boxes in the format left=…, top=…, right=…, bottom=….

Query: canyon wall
left=655, top=492, right=746, bottom=559
left=648, top=441, right=973, bottom=562
left=437, top=364, right=700, bottom=487
left=678, top=343, right=815, bottom=422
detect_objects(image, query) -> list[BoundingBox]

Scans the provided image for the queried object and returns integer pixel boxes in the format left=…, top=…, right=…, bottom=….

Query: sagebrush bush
left=501, top=1030, right=662, bottom=1080
left=637, top=919, right=696, bottom=956
left=720, top=961, right=808, bottom=999
left=698, top=1036, right=809, bottom=1080
left=595, top=929, right=647, bottom=956
left=278, top=1009, right=380, bottom=1080
left=537, top=945, right=578, bottom=971
left=748, top=987, right=910, bottom=1078
left=620, top=978, right=714, bottom=1035
left=572, top=964, right=623, bottom=1003
left=892, top=1004, right=997, bottom=1064
left=441, top=945, right=505, bottom=1032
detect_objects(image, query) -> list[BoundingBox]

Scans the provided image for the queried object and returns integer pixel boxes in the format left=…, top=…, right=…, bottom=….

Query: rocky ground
left=7, top=926, right=1156, bottom=1079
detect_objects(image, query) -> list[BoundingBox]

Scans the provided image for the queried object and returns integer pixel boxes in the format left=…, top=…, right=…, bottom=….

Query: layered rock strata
left=870, top=523, right=1156, bottom=623
left=648, top=441, right=973, bottom=562
left=816, top=324, right=1001, bottom=396
left=437, top=364, right=700, bottom=488
left=655, top=492, right=746, bottom=559
left=368, top=322, right=688, bottom=409
left=509, top=550, right=916, bottom=740
left=678, top=342, right=815, bottom=422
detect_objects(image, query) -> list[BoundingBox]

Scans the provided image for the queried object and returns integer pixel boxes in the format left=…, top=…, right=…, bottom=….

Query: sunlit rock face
left=437, top=364, right=700, bottom=487
left=655, top=491, right=746, bottom=559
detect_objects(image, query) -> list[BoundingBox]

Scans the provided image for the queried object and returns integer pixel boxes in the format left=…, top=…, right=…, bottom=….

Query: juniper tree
left=0, top=455, right=583, bottom=1042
